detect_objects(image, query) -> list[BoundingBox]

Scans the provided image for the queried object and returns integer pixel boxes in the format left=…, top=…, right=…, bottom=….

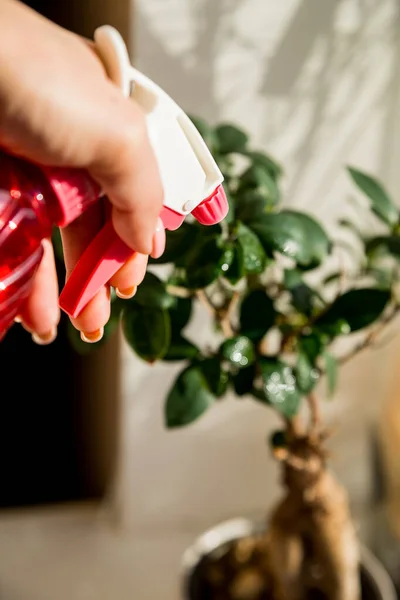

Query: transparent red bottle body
left=0, top=155, right=52, bottom=339
left=0, top=152, right=100, bottom=340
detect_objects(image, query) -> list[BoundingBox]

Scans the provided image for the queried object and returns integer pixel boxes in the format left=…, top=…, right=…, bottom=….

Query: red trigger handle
left=58, top=185, right=228, bottom=319
left=59, top=221, right=135, bottom=318
left=58, top=205, right=187, bottom=319
left=58, top=206, right=184, bottom=319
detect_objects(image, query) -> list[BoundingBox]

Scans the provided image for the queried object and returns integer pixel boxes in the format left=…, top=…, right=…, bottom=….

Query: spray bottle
left=0, top=26, right=228, bottom=341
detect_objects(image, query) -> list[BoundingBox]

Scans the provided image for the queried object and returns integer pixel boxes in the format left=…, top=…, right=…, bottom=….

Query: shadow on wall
left=262, top=0, right=338, bottom=95
left=136, top=0, right=400, bottom=217
left=259, top=0, right=400, bottom=208
left=135, top=0, right=245, bottom=122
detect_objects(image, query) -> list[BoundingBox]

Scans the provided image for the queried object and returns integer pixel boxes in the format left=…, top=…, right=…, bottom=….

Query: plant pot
left=182, top=518, right=397, bottom=600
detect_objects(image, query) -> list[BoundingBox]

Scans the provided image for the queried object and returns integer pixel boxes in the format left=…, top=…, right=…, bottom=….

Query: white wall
left=113, top=0, right=400, bottom=562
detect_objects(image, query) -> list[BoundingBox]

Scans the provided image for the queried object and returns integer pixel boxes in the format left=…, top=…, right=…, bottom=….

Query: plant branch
left=196, top=289, right=239, bottom=338
left=196, top=289, right=216, bottom=316
left=167, top=284, right=192, bottom=298
left=307, top=392, right=321, bottom=433
left=338, top=303, right=400, bottom=365
left=220, top=318, right=234, bottom=338
left=226, top=290, right=240, bottom=322
left=219, top=291, right=240, bottom=338
left=285, top=415, right=304, bottom=438
left=336, top=246, right=348, bottom=298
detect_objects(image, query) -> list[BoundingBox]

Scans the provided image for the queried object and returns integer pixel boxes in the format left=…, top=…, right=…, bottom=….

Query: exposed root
left=201, top=420, right=360, bottom=600
left=266, top=434, right=360, bottom=600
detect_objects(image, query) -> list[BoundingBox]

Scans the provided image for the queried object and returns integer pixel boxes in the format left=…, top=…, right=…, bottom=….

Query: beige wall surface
left=115, top=0, right=400, bottom=535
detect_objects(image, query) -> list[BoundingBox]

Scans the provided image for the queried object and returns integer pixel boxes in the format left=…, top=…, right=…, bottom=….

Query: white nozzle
left=93, top=25, right=223, bottom=217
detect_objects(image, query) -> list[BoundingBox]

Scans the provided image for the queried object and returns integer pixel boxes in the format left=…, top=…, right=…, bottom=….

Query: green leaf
left=284, top=268, right=316, bottom=316
left=215, top=123, right=248, bottom=154
left=224, top=221, right=269, bottom=285
left=244, top=151, right=283, bottom=178
left=294, top=286, right=320, bottom=315
left=52, top=228, right=64, bottom=262
left=168, top=296, right=193, bottom=332
left=164, top=294, right=197, bottom=361
left=189, top=115, right=218, bottom=152
left=295, top=352, right=319, bottom=394
left=238, top=165, right=280, bottom=206
left=233, top=364, right=257, bottom=396
left=365, top=235, right=400, bottom=258
left=163, top=335, right=199, bottom=361
left=198, top=357, right=229, bottom=397
left=367, top=267, right=394, bottom=290
left=283, top=268, right=303, bottom=289
left=236, top=222, right=267, bottom=275
left=235, top=190, right=269, bottom=223
left=224, top=244, right=245, bottom=284
left=103, top=322, right=119, bottom=344
left=298, top=332, right=325, bottom=365
left=167, top=269, right=190, bottom=288
left=165, top=365, right=215, bottom=427
left=250, top=210, right=331, bottom=268
left=122, top=305, right=171, bottom=362
left=185, top=236, right=233, bottom=289
left=221, top=336, right=255, bottom=369
left=258, top=358, right=301, bottom=418
left=150, top=223, right=198, bottom=265
left=240, top=290, right=276, bottom=341
left=223, top=184, right=235, bottom=224
left=134, top=272, right=175, bottom=309
left=323, top=351, right=338, bottom=397
left=347, top=166, right=398, bottom=228
left=316, top=288, right=390, bottom=335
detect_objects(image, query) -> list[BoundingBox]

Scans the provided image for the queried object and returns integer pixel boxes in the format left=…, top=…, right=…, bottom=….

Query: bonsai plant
left=64, top=119, right=400, bottom=600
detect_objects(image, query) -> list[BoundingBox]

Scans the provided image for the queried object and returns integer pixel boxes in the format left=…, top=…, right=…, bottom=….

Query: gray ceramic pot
left=182, top=518, right=397, bottom=600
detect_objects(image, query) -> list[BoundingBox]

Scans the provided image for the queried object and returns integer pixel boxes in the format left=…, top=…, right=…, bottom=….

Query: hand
left=0, top=0, right=164, bottom=344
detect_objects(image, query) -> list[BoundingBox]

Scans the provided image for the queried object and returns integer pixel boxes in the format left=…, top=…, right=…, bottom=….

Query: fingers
left=109, top=252, right=148, bottom=299
left=88, top=92, right=164, bottom=256
left=151, top=217, right=166, bottom=259
left=69, top=287, right=110, bottom=343
left=61, top=203, right=110, bottom=341
left=18, top=239, right=59, bottom=344
left=60, top=200, right=165, bottom=343
left=108, top=219, right=165, bottom=296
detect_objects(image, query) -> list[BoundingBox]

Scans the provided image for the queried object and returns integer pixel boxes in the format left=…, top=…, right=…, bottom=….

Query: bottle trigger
left=59, top=221, right=134, bottom=318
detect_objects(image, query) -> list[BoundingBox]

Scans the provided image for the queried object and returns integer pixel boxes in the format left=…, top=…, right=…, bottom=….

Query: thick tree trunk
left=266, top=435, right=361, bottom=600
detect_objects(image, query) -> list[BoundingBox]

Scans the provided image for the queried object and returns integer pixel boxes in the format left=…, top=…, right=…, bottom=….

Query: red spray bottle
left=0, top=26, right=228, bottom=341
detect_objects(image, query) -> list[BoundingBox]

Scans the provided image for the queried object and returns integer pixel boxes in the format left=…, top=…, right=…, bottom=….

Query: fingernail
left=80, top=327, right=104, bottom=344
left=32, top=327, right=57, bottom=346
left=115, top=285, right=137, bottom=299
left=151, top=217, right=165, bottom=259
